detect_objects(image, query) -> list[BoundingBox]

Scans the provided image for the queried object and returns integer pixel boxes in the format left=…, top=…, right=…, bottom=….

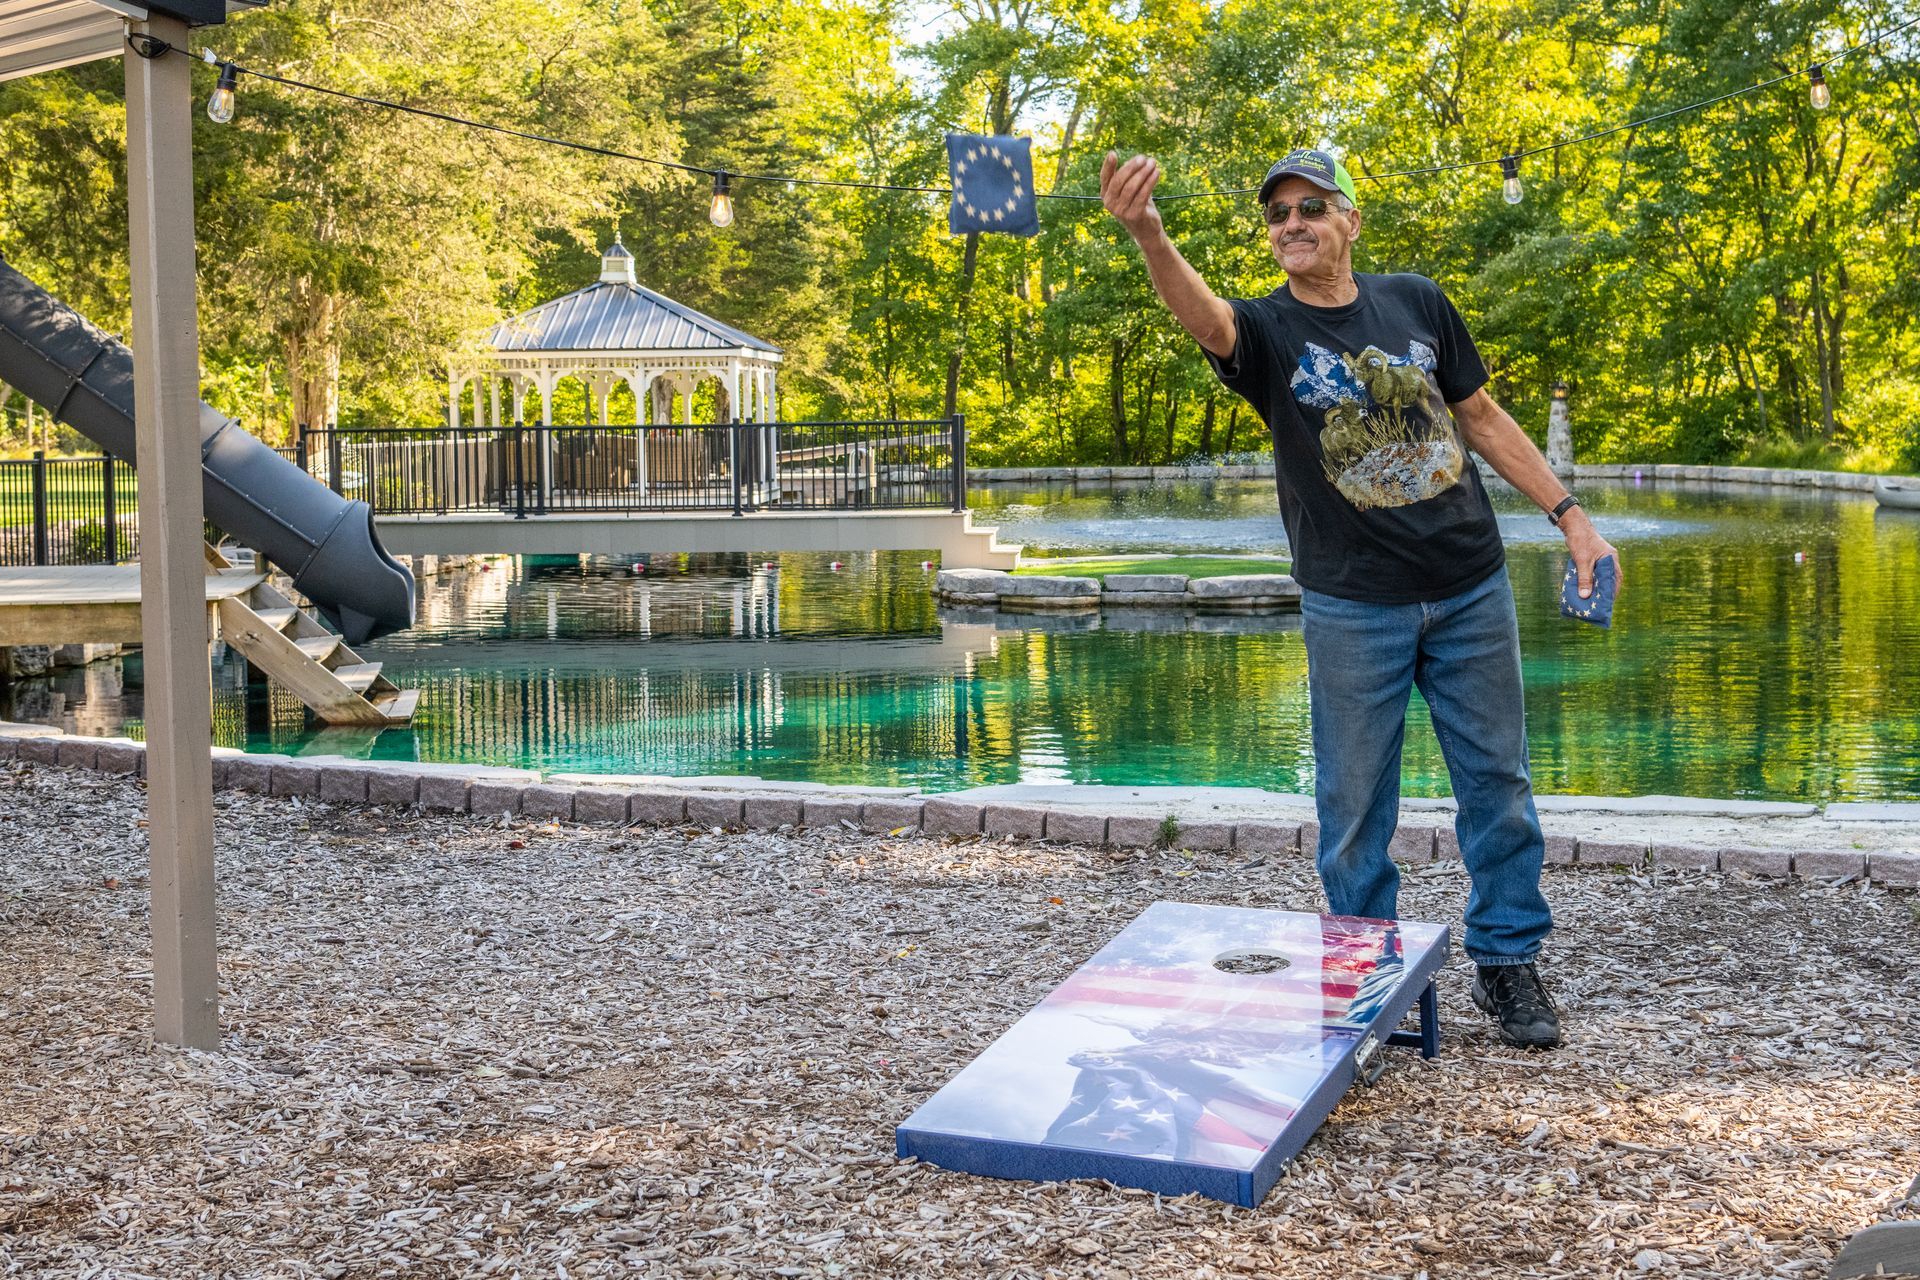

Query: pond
left=8, top=478, right=1919, bottom=803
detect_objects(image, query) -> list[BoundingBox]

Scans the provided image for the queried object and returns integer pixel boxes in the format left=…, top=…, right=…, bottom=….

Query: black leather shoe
left=1471, top=962, right=1563, bottom=1049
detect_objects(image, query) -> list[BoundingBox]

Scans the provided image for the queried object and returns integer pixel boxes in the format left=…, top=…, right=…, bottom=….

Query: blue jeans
left=1299, top=566, right=1552, bottom=966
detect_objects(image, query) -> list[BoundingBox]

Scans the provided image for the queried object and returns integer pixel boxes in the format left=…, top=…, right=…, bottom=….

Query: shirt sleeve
left=1426, top=279, right=1489, bottom=403
left=1199, top=297, right=1274, bottom=397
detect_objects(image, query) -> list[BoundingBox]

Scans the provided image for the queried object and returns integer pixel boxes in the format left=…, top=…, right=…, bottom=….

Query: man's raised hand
left=1101, top=151, right=1165, bottom=243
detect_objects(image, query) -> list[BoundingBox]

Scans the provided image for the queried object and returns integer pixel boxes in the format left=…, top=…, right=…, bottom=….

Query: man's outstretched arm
left=1451, top=388, right=1622, bottom=599
left=1101, top=152, right=1237, bottom=359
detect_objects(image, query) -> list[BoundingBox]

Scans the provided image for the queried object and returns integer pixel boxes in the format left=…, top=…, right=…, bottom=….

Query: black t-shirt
left=1202, top=271, right=1506, bottom=604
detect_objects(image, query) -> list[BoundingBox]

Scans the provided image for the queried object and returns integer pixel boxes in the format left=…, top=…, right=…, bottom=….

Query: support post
left=126, top=16, right=219, bottom=1051
left=326, top=429, right=344, bottom=497
left=730, top=419, right=744, bottom=516
left=102, top=453, right=119, bottom=564
left=30, top=450, right=49, bottom=565
left=950, top=413, right=967, bottom=513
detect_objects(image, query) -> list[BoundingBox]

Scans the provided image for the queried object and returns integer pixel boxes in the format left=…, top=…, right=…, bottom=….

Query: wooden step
left=330, top=662, right=384, bottom=694
left=252, top=606, right=299, bottom=631
left=372, top=688, right=420, bottom=723
left=295, top=635, right=341, bottom=661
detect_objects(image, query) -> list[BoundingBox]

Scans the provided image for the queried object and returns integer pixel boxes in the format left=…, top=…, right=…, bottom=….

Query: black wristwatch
left=1547, top=495, right=1581, bottom=527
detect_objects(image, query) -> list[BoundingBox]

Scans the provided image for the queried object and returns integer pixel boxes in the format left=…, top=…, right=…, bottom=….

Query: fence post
left=295, top=422, right=309, bottom=473
left=950, top=413, right=967, bottom=513
left=512, top=420, right=527, bottom=519
left=536, top=424, right=550, bottom=515
left=326, top=428, right=344, bottom=497
left=101, top=453, right=119, bottom=564
left=30, top=450, right=49, bottom=566
left=730, top=419, right=744, bottom=516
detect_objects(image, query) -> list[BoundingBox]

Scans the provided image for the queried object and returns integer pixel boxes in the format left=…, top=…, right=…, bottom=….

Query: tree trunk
left=1136, top=367, right=1158, bottom=466
left=1108, top=337, right=1128, bottom=463
left=287, top=284, right=342, bottom=432
left=1199, top=392, right=1216, bottom=457
left=1223, top=403, right=1239, bottom=455
left=1163, top=390, right=1179, bottom=463
left=942, top=231, right=982, bottom=421
left=1807, top=255, right=1837, bottom=439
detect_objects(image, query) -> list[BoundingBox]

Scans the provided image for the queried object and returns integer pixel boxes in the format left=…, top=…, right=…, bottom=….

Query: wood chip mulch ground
left=3, top=760, right=1916, bottom=1279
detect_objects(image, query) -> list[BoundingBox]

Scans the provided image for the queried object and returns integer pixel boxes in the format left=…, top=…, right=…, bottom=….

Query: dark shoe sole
left=1471, top=979, right=1565, bottom=1049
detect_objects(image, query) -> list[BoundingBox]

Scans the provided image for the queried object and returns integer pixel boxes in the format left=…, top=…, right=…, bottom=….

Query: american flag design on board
left=896, top=902, right=1448, bottom=1179
left=1039, top=914, right=1405, bottom=1163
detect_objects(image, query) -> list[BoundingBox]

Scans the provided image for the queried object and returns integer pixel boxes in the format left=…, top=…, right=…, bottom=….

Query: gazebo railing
left=296, top=417, right=966, bottom=516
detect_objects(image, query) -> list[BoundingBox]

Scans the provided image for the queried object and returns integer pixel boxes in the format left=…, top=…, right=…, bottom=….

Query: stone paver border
left=3, top=724, right=1915, bottom=892
left=967, top=462, right=1891, bottom=493
left=934, top=568, right=1301, bottom=616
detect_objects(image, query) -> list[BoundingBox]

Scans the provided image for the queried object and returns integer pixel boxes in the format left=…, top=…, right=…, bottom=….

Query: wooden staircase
left=208, top=546, right=417, bottom=727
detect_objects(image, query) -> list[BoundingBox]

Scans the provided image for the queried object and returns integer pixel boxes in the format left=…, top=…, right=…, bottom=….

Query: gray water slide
left=0, top=256, right=413, bottom=643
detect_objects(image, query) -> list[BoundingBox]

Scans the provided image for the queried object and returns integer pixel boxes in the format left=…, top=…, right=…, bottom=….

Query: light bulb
left=207, top=62, right=238, bottom=123
left=1500, top=155, right=1523, bottom=205
left=1808, top=65, right=1831, bottom=110
left=709, top=172, right=735, bottom=228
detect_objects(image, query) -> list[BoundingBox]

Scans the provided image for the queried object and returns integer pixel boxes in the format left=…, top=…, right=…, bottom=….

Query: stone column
left=1546, top=381, right=1574, bottom=477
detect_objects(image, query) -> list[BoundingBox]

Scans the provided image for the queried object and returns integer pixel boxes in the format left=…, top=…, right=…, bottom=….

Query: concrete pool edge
left=5, top=722, right=1917, bottom=889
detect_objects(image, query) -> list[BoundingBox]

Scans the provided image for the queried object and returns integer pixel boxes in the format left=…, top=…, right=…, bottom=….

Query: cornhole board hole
left=896, top=902, right=1449, bottom=1207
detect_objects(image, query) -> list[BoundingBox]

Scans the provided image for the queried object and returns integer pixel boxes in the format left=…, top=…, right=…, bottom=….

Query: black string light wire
left=130, top=13, right=1919, bottom=212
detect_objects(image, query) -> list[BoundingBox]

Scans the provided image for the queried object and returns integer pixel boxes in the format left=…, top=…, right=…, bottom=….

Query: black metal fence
left=0, top=417, right=967, bottom=568
left=0, top=452, right=140, bottom=567
left=296, top=417, right=967, bottom=516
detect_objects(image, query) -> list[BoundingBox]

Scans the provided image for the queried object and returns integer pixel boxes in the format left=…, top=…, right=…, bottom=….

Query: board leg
left=1384, top=980, right=1442, bottom=1058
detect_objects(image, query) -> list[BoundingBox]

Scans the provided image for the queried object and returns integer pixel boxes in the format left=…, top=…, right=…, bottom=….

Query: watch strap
left=1547, top=495, right=1580, bottom=527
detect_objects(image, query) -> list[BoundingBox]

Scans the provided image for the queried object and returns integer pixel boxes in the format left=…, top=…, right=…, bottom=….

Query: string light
left=1500, top=155, right=1523, bottom=205
left=1808, top=64, right=1831, bottom=109
left=201, top=48, right=237, bottom=123
left=709, top=171, right=735, bottom=228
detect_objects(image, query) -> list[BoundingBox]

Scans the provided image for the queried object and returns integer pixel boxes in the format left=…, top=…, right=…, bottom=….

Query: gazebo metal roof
left=487, top=280, right=782, bottom=355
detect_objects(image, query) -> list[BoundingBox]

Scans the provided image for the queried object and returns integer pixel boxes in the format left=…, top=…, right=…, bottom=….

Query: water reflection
left=5, top=481, right=1918, bottom=802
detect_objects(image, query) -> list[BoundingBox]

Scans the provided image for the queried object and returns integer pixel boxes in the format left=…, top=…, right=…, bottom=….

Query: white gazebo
left=448, top=239, right=783, bottom=497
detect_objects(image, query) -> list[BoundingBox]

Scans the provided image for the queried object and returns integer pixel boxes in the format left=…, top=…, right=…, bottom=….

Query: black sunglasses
left=1262, top=196, right=1340, bottom=225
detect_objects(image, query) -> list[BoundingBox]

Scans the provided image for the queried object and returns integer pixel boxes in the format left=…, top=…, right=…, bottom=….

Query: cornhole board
left=896, top=902, right=1449, bottom=1207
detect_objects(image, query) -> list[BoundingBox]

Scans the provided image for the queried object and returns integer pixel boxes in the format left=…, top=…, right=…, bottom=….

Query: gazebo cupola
left=599, top=234, right=635, bottom=285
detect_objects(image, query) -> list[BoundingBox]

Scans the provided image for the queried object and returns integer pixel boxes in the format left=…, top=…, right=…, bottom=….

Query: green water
left=14, top=480, right=1920, bottom=801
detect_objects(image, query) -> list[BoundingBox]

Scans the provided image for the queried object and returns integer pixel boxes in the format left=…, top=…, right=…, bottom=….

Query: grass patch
left=1728, top=436, right=1902, bottom=474
left=1012, top=554, right=1291, bottom=581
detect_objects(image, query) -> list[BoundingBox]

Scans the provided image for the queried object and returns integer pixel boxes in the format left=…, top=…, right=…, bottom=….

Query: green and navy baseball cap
left=1258, top=148, right=1358, bottom=207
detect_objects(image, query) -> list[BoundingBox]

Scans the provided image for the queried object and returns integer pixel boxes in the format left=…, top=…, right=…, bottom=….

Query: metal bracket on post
left=1353, top=1031, right=1388, bottom=1087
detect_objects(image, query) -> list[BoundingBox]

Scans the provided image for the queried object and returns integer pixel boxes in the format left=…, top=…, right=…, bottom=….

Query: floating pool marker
left=920, top=560, right=935, bottom=570
left=763, top=561, right=778, bottom=571
left=830, top=561, right=844, bottom=571
left=1794, top=551, right=1806, bottom=563
left=896, top=902, right=1448, bottom=1208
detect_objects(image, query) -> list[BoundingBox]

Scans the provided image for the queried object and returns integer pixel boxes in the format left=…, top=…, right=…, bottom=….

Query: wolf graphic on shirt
left=1289, top=341, right=1466, bottom=510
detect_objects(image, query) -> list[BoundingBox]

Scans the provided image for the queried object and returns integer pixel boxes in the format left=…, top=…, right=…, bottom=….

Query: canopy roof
left=0, top=1, right=255, bottom=82
left=487, top=280, right=782, bottom=357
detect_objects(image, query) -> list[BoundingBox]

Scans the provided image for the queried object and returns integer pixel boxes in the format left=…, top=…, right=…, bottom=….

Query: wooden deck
left=0, top=565, right=265, bottom=647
